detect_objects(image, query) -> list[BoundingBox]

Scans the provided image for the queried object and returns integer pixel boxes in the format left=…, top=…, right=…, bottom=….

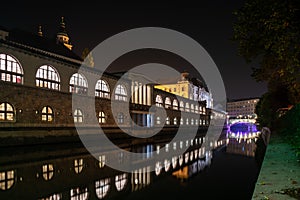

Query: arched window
left=179, top=101, right=184, bottom=111
left=180, top=118, right=184, bottom=125
left=114, top=84, right=127, bottom=101
left=0, top=102, right=15, bottom=121
left=172, top=99, right=178, bottom=110
left=95, top=178, right=110, bottom=199
left=69, top=73, right=88, bottom=94
left=95, top=79, right=110, bottom=99
left=74, top=109, right=83, bottom=123
left=0, top=54, right=23, bottom=84
left=36, top=65, right=60, bottom=90
left=115, top=173, right=128, bottom=191
left=41, top=106, right=53, bottom=122
left=99, top=111, right=106, bottom=124
left=185, top=102, right=190, bottom=112
left=0, top=170, right=15, bottom=190
left=155, top=95, right=163, bottom=107
left=191, top=118, right=194, bottom=125
left=165, top=97, right=171, bottom=109
left=117, top=112, right=124, bottom=124
left=42, top=164, right=54, bottom=181
left=74, top=158, right=84, bottom=174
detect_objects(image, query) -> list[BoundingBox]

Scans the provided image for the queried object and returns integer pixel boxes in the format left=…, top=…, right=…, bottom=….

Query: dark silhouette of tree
left=232, top=0, right=300, bottom=104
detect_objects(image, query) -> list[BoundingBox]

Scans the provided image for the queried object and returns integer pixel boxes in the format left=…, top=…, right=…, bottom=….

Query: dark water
left=0, top=130, right=265, bottom=200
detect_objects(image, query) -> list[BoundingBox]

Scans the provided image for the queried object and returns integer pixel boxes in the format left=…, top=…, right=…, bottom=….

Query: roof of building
left=227, top=97, right=260, bottom=103
left=5, top=28, right=82, bottom=61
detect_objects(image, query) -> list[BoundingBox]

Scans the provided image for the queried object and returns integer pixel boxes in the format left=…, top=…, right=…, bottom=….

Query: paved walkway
left=252, top=135, right=300, bottom=200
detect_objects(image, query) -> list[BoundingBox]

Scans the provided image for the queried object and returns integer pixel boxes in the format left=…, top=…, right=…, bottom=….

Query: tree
left=81, top=48, right=95, bottom=67
left=232, top=0, right=300, bottom=104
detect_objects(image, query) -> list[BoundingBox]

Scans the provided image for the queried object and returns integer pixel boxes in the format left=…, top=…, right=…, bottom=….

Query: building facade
left=0, top=22, right=211, bottom=146
left=226, top=98, right=259, bottom=119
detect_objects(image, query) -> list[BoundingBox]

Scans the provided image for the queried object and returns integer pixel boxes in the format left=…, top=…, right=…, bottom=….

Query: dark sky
left=0, top=1, right=267, bottom=100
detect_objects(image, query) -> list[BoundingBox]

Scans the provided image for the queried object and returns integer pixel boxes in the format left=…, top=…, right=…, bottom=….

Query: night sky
left=0, top=1, right=267, bottom=100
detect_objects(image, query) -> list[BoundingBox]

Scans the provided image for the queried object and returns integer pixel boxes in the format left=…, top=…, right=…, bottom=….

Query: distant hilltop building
left=226, top=97, right=260, bottom=119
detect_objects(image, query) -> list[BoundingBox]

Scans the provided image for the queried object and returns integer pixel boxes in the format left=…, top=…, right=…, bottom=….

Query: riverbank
left=252, top=134, right=300, bottom=200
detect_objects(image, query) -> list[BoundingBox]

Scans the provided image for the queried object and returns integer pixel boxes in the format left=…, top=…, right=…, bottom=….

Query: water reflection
left=0, top=135, right=225, bottom=200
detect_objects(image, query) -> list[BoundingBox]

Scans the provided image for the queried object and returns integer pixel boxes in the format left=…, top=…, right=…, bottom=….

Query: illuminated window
left=74, top=159, right=84, bottom=174
left=95, top=80, right=110, bottom=99
left=99, top=155, right=106, bottom=168
left=70, top=187, right=88, bottom=200
left=95, top=178, right=110, bottom=199
left=74, top=109, right=83, bottom=123
left=36, top=65, right=60, bottom=90
left=42, top=164, right=54, bottom=181
left=190, top=104, right=194, bottom=112
left=172, top=156, right=177, bottom=169
left=117, top=112, right=124, bottom=124
left=186, top=118, right=189, bottom=125
left=191, top=118, right=194, bottom=125
left=0, top=54, right=23, bottom=84
left=115, top=173, right=128, bottom=191
left=0, top=170, right=15, bottom=190
left=69, top=73, right=88, bottom=94
left=155, top=95, right=163, bottom=107
left=156, top=116, right=161, bottom=125
left=0, top=102, right=15, bottom=122
left=98, top=111, right=106, bottom=124
left=114, top=84, right=127, bottom=101
left=41, top=106, right=53, bottom=122
left=173, top=117, right=177, bottom=125
left=155, top=161, right=162, bottom=176
left=180, top=118, right=183, bottom=125
left=195, top=118, right=198, bottom=125
left=195, top=105, right=199, bottom=114
left=179, top=101, right=184, bottom=111
left=203, top=107, right=206, bottom=114
left=165, top=97, right=171, bottom=109
left=185, top=102, right=190, bottom=112
left=166, top=117, right=170, bottom=125
left=164, top=159, right=170, bottom=172
left=172, top=99, right=178, bottom=110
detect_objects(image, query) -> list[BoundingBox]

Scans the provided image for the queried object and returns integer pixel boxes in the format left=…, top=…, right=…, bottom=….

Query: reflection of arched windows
left=98, top=111, right=106, bottom=124
left=114, top=84, right=127, bottom=101
left=95, top=178, right=110, bottom=199
left=74, top=109, right=83, bottom=123
left=0, top=102, right=15, bottom=122
left=172, top=99, right=178, bottom=110
left=42, top=164, right=54, bottom=181
left=115, top=173, right=128, bottom=191
left=70, top=187, right=88, bottom=200
left=155, top=95, right=163, bottom=107
left=165, top=97, right=171, bottom=109
left=0, top=54, right=23, bottom=84
left=99, top=155, right=106, bottom=168
left=180, top=118, right=184, bottom=125
left=41, top=106, right=53, bottom=122
left=191, top=118, right=194, bottom=125
left=36, top=65, right=60, bottom=90
left=185, top=102, right=190, bottom=112
left=179, top=101, right=184, bottom=111
left=69, top=73, right=88, bottom=94
left=0, top=170, right=15, bottom=190
left=95, top=80, right=110, bottom=99
left=186, top=118, right=189, bottom=125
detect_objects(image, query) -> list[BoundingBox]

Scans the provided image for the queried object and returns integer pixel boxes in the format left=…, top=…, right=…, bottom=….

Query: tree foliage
left=233, top=0, right=300, bottom=104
